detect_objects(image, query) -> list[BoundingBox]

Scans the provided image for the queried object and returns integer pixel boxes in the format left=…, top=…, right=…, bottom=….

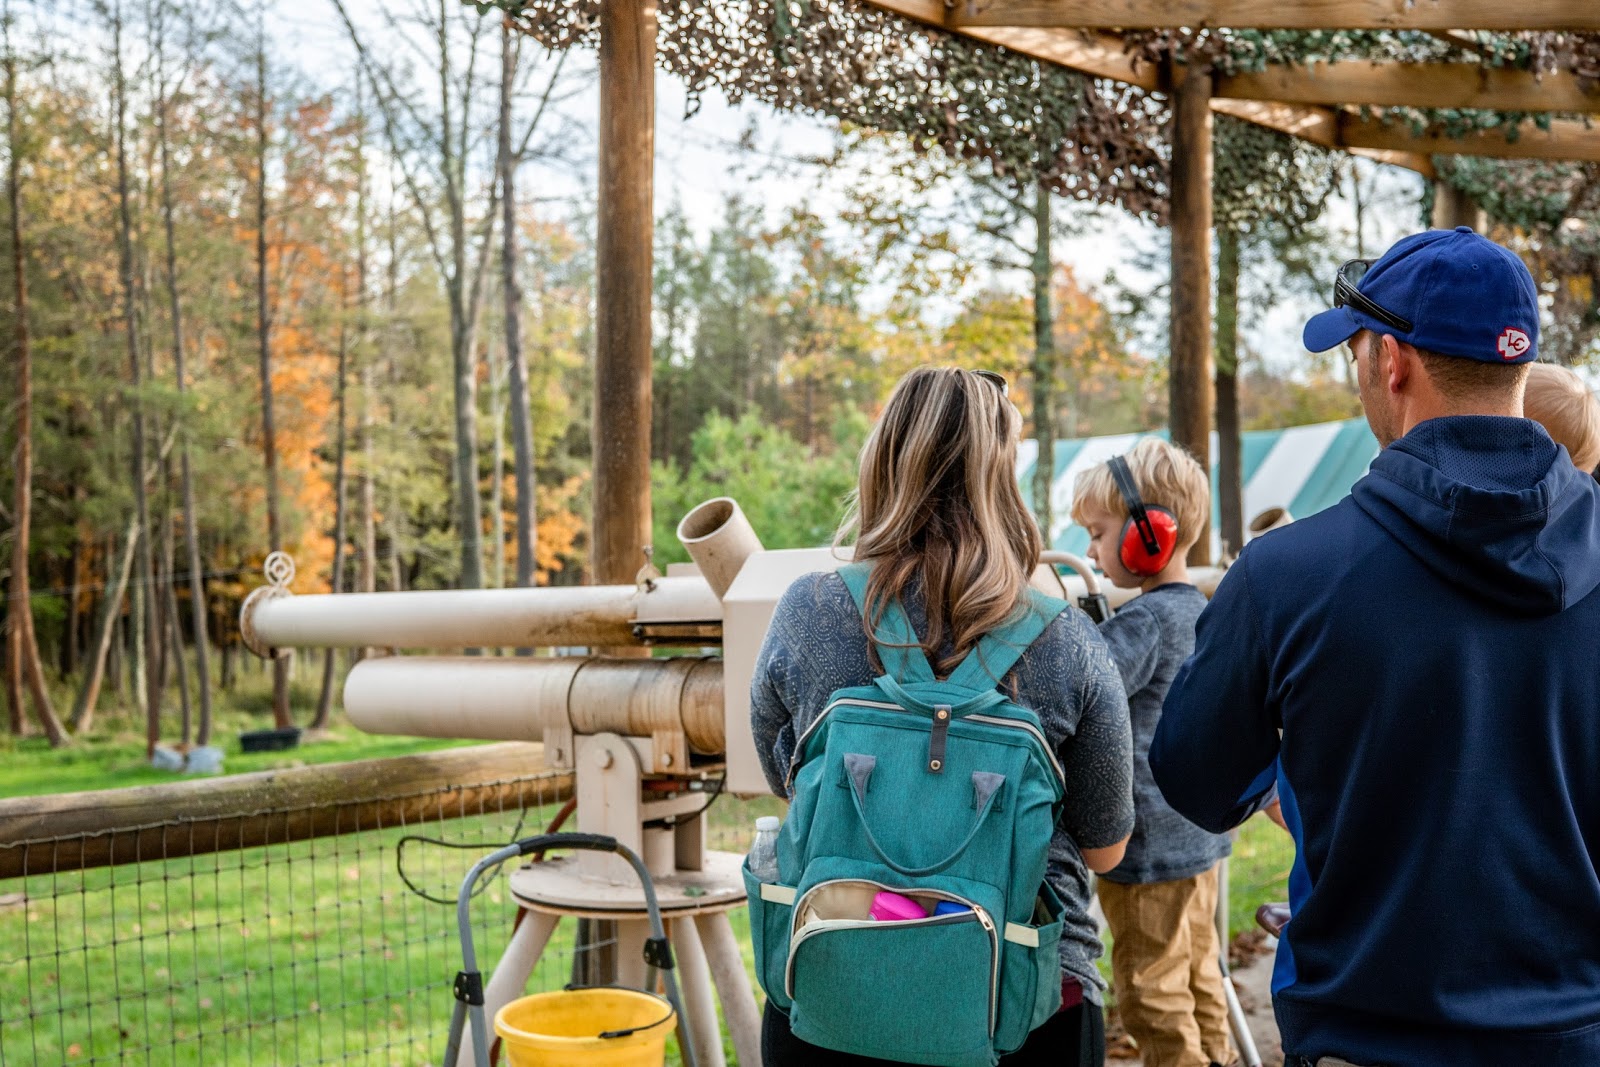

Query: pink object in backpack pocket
left=868, top=890, right=928, bottom=922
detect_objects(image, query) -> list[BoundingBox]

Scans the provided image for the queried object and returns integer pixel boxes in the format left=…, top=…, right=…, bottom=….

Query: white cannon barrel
left=244, top=576, right=720, bottom=654
left=344, top=655, right=726, bottom=753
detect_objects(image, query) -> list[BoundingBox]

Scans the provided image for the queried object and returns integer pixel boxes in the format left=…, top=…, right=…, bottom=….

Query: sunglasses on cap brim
left=1334, top=259, right=1414, bottom=334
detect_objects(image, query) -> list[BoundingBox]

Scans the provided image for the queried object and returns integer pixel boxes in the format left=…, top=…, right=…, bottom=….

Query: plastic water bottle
left=748, top=816, right=781, bottom=882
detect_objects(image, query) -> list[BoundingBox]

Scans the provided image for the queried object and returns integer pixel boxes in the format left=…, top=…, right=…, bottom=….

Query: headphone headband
left=1107, top=455, right=1162, bottom=557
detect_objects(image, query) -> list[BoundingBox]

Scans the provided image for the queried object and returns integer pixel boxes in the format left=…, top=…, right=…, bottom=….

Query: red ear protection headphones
left=1107, top=454, right=1179, bottom=577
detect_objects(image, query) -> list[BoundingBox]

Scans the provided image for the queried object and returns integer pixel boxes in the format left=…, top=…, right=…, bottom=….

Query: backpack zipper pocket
left=786, top=878, right=1000, bottom=1037
left=787, top=699, right=1064, bottom=791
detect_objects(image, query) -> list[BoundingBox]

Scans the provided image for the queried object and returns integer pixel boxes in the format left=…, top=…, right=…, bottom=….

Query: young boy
left=1525, top=361, right=1600, bottom=476
left=1071, top=437, right=1233, bottom=1067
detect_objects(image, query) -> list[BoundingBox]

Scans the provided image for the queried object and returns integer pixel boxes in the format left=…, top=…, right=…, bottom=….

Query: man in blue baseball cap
left=1149, top=228, right=1600, bottom=1066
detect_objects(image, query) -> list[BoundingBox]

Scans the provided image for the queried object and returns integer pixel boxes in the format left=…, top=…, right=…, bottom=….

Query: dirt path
left=1231, top=936, right=1283, bottom=1067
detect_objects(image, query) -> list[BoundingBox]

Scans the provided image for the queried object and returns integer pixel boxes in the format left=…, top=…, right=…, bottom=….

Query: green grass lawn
left=0, top=668, right=476, bottom=799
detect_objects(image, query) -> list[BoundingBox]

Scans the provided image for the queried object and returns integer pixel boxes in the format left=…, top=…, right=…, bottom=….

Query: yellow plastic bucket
left=494, top=988, right=675, bottom=1067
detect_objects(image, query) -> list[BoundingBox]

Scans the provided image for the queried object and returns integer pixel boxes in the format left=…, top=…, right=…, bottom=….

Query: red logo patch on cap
left=1497, top=327, right=1531, bottom=360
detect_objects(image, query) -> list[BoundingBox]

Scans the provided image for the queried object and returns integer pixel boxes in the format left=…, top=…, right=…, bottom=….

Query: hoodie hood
left=1352, top=416, right=1600, bottom=615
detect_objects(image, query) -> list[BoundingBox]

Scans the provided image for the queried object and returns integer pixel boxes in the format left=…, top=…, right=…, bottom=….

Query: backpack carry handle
left=874, top=674, right=1008, bottom=718
left=843, top=753, right=1006, bottom=878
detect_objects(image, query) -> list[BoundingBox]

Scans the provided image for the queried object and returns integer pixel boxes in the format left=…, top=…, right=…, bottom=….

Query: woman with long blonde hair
left=750, top=366, right=1134, bottom=1066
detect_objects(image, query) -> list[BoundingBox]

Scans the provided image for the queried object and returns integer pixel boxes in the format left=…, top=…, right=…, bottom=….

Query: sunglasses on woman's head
left=974, top=370, right=1009, bottom=396
left=1334, top=259, right=1414, bottom=334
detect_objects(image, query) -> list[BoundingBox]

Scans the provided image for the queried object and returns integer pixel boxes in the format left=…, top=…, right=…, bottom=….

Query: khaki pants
left=1098, top=864, right=1232, bottom=1067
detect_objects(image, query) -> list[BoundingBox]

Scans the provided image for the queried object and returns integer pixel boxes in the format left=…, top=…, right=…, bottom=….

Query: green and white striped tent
left=1020, top=417, right=1381, bottom=560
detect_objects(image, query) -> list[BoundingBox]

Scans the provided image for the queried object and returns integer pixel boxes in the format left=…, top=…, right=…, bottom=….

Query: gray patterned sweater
left=750, top=571, right=1136, bottom=1003
left=1094, top=583, right=1231, bottom=885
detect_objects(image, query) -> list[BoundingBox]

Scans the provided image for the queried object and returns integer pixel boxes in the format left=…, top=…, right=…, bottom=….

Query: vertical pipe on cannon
left=593, top=0, right=656, bottom=595
left=1169, top=60, right=1215, bottom=565
left=677, top=498, right=763, bottom=600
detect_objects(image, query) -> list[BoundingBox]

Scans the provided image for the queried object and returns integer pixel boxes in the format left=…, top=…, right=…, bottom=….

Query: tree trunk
left=357, top=74, right=377, bottom=606
left=361, top=364, right=377, bottom=595
left=167, top=572, right=191, bottom=747
left=490, top=339, right=507, bottom=589
left=130, top=582, right=148, bottom=719
left=313, top=298, right=350, bottom=730
left=1029, top=180, right=1057, bottom=545
left=64, top=535, right=81, bottom=677
left=107, top=576, right=123, bottom=701
left=2, top=626, right=17, bottom=738
left=6, top=15, right=67, bottom=745
left=155, top=7, right=213, bottom=747
left=70, top=520, right=141, bottom=736
left=501, top=19, right=537, bottom=592
left=1168, top=60, right=1215, bottom=566
left=438, top=0, right=483, bottom=592
left=254, top=26, right=291, bottom=729
left=385, top=177, right=404, bottom=594
left=111, top=1, right=161, bottom=753
left=155, top=490, right=173, bottom=694
left=220, top=628, right=234, bottom=691
left=1215, top=226, right=1244, bottom=561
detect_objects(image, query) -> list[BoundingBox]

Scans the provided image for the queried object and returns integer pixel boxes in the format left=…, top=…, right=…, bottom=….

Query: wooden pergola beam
left=961, top=25, right=1159, bottom=88
left=863, top=2, right=1600, bottom=170
left=863, top=4, right=1433, bottom=173
left=1338, top=111, right=1600, bottom=163
left=948, top=1, right=1600, bottom=32
left=1349, top=146, right=1438, bottom=178
left=867, top=0, right=1160, bottom=87
left=1209, top=100, right=1439, bottom=174
left=1217, top=62, right=1600, bottom=113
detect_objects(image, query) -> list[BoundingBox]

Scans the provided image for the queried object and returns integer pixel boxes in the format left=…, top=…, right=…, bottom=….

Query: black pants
left=761, top=999, right=1106, bottom=1067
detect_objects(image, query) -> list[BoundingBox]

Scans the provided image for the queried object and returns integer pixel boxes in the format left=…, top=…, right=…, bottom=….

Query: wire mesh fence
left=0, top=749, right=769, bottom=1067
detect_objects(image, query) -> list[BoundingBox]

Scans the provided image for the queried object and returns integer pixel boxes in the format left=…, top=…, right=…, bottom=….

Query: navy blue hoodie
left=1151, top=416, right=1600, bottom=1066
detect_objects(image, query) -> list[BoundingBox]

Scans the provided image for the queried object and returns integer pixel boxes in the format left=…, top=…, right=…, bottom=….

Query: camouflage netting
left=475, top=0, right=1173, bottom=219
left=1127, top=26, right=1600, bottom=357
left=1214, top=116, right=1339, bottom=232
left=1436, top=157, right=1600, bottom=362
left=475, top=0, right=1600, bottom=319
left=1127, top=28, right=1600, bottom=144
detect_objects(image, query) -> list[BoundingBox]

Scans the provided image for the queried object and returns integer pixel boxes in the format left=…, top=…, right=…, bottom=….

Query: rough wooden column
left=1431, top=180, right=1485, bottom=232
left=593, top=0, right=656, bottom=588
left=1169, top=60, right=1215, bottom=565
left=1215, top=226, right=1243, bottom=560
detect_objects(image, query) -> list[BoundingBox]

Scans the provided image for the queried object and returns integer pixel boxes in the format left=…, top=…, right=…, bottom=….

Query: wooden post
left=0, top=742, right=567, bottom=879
left=1169, top=60, right=1215, bottom=565
left=593, top=0, right=656, bottom=589
left=1215, top=226, right=1243, bottom=560
left=1431, top=180, right=1485, bottom=232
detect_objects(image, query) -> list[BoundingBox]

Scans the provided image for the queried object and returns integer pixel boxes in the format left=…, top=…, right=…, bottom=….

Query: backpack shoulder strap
left=837, top=563, right=936, bottom=685
left=944, top=587, right=1069, bottom=692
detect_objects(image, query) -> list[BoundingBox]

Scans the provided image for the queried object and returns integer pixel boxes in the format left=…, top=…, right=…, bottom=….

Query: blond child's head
left=1071, top=437, right=1209, bottom=588
left=1524, top=362, right=1600, bottom=474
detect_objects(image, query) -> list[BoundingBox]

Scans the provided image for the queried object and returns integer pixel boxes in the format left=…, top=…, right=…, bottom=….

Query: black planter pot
left=239, top=727, right=303, bottom=753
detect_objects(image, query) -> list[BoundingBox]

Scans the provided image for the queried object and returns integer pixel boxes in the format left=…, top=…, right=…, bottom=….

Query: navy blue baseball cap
left=1303, top=227, right=1540, bottom=364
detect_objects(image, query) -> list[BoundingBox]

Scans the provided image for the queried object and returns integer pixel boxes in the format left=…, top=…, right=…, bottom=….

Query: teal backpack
left=743, top=563, right=1070, bottom=1067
